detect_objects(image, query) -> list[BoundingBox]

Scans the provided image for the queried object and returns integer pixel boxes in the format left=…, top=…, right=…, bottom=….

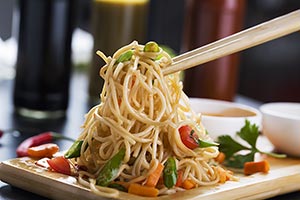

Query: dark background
left=0, top=1, right=300, bottom=199
left=1, top=0, right=300, bottom=102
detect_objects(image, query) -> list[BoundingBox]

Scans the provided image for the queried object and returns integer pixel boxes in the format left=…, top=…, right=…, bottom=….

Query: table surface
left=0, top=72, right=299, bottom=200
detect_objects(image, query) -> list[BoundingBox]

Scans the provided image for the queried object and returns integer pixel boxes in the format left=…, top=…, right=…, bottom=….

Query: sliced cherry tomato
left=47, top=156, right=71, bottom=175
left=179, top=125, right=199, bottom=150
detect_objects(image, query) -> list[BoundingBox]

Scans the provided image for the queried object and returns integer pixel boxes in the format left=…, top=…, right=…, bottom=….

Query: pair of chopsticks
left=162, top=9, right=300, bottom=76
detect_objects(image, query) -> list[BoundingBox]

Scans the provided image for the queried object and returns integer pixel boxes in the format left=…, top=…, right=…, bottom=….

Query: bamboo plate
left=1, top=137, right=300, bottom=200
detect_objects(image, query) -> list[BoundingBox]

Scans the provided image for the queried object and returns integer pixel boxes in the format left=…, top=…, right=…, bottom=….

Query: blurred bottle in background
left=13, top=0, right=75, bottom=119
left=88, top=0, right=149, bottom=104
left=182, top=0, right=246, bottom=101
left=239, top=0, right=300, bottom=102
left=147, top=0, right=185, bottom=54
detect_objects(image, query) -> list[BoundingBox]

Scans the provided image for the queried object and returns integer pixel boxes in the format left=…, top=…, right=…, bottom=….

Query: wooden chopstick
left=162, top=9, right=300, bottom=76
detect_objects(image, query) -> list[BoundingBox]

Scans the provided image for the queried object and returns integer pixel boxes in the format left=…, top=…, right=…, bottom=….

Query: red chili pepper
left=16, top=131, right=75, bottom=157
left=0, top=130, right=3, bottom=138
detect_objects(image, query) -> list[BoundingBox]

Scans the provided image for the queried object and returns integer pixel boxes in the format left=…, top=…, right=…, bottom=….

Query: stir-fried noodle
left=71, top=41, right=231, bottom=197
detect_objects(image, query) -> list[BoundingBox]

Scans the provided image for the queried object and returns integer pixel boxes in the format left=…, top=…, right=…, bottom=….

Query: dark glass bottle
left=182, top=0, right=246, bottom=101
left=13, top=0, right=75, bottom=119
left=88, top=0, right=149, bottom=104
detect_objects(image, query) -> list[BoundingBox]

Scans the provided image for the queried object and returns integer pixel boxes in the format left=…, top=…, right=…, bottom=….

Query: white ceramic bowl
left=260, top=102, right=300, bottom=157
left=189, top=98, right=262, bottom=140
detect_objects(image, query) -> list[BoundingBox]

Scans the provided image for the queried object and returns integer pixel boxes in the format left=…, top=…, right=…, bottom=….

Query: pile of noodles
left=71, top=41, right=225, bottom=197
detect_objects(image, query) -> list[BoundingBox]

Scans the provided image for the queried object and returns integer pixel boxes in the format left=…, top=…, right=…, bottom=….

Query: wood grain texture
left=1, top=147, right=300, bottom=200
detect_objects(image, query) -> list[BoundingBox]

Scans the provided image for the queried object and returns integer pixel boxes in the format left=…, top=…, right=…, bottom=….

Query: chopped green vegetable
left=96, top=148, right=126, bottom=186
left=155, top=45, right=176, bottom=61
left=163, top=157, right=177, bottom=188
left=198, top=139, right=219, bottom=148
left=116, top=51, right=133, bottom=64
left=64, top=140, right=83, bottom=159
left=108, top=183, right=127, bottom=192
left=143, top=41, right=160, bottom=52
left=217, top=120, right=286, bottom=168
left=160, top=45, right=176, bottom=58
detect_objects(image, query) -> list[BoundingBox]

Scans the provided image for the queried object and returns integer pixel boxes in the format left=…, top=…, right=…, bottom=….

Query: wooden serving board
left=1, top=139, right=300, bottom=200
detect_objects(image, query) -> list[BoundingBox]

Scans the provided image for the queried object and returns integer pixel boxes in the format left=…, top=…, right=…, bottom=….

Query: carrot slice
left=145, top=162, right=164, bottom=187
left=214, top=152, right=226, bottom=164
left=128, top=183, right=159, bottom=197
left=244, top=160, right=270, bottom=175
left=182, top=179, right=196, bottom=190
left=216, top=167, right=227, bottom=183
left=27, top=143, right=59, bottom=158
left=175, top=170, right=183, bottom=187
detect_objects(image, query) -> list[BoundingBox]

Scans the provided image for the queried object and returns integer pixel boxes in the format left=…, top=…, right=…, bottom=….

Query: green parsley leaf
left=218, top=135, right=250, bottom=158
left=226, top=152, right=255, bottom=169
left=237, top=119, right=260, bottom=148
left=217, top=119, right=286, bottom=169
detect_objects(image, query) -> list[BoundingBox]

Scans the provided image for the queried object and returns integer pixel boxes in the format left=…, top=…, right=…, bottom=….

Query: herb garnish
left=217, top=120, right=286, bottom=168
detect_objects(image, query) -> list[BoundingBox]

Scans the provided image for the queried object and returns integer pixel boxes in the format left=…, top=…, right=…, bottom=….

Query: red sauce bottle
left=182, top=0, right=246, bottom=101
